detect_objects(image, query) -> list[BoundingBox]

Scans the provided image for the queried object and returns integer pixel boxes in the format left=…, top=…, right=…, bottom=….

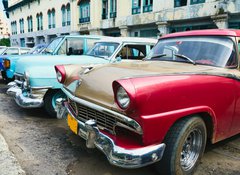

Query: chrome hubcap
left=180, top=129, right=202, bottom=171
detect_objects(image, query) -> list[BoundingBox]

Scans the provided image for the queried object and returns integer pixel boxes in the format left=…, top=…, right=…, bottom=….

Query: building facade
left=0, top=8, right=9, bottom=39
left=6, top=0, right=240, bottom=47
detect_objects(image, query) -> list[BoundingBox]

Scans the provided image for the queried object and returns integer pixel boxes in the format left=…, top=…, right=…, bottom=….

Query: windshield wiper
left=150, top=54, right=167, bottom=59
left=174, top=54, right=196, bottom=65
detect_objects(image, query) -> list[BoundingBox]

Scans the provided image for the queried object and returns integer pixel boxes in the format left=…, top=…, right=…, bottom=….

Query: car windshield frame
left=86, top=42, right=120, bottom=60
left=145, top=36, right=237, bottom=68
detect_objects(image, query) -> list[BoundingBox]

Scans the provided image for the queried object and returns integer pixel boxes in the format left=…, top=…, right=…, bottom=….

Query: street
left=0, top=80, right=239, bottom=175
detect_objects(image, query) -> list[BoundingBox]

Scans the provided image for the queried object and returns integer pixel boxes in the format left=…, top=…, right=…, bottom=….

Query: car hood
left=15, top=55, right=109, bottom=78
left=66, top=61, right=231, bottom=109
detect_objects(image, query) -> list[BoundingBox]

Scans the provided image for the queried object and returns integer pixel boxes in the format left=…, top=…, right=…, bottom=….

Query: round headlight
left=116, top=86, right=130, bottom=109
left=56, top=71, right=63, bottom=83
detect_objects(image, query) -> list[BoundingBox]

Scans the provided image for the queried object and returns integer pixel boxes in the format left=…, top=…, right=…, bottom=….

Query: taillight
left=55, top=65, right=66, bottom=84
left=3, top=59, right=10, bottom=69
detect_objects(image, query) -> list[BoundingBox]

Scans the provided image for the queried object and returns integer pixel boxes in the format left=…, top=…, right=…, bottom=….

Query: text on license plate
left=67, top=114, right=78, bottom=135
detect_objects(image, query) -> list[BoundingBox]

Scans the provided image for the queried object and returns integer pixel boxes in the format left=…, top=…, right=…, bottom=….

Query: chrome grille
left=68, top=99, right=126, bottom=135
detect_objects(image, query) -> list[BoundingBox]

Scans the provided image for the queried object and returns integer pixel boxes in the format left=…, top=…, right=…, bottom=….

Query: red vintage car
left=55, top=29, right=240, bottom=175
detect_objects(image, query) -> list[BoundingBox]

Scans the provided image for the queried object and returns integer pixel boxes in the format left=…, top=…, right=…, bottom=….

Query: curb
left=0, top=133, right=26, bottom=175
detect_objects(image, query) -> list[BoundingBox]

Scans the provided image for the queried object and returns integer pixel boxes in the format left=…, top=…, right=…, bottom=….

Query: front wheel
left=43, top=89, right=66, bottom=118
left=156, top=116, right=207, bottom=175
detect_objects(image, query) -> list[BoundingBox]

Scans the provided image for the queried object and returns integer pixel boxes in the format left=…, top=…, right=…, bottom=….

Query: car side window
left=4, top=48, right=19, bottom=55
left=117, top=44, right=150, bottom=60
left=57, top=38, right=84, bottom=55
left=20, top=49, right=30, bottom=55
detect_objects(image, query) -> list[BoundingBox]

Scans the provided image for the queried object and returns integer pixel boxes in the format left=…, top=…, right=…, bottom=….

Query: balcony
left=62, top=22, right=66, bottom=27
left=143, top=5, right=152, bottom=13
left=132, top=7, right=141, bottom=15
left=67, top=21, right=71, bottom=25
left=110, top=12, right=116, bottom=18
left=79, top=17, right=90, bottom=23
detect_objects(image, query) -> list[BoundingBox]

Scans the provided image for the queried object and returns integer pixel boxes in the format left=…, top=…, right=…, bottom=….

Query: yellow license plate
left=67, top=114, right=78, bottom=135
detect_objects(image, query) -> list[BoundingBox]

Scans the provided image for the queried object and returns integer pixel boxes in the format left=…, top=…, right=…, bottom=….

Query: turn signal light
left=3, top=59, right=10, bottom=69
left=55, top=65, right=66, bottom=84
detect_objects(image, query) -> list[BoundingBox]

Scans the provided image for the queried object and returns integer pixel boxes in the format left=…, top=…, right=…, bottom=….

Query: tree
left=0, top=38, right=10, bottom=46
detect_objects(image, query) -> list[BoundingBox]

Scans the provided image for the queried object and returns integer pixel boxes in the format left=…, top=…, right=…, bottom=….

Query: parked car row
left=0, top=44, right=46, bottom=81
left=4, top=30, right=240, bottom=175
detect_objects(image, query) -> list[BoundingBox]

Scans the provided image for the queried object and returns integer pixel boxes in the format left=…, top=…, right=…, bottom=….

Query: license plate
left=67, top=114, right=78, bottom=135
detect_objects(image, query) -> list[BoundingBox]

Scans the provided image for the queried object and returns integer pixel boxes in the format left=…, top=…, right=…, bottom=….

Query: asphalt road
left=0, top=80, right=239, bottom=175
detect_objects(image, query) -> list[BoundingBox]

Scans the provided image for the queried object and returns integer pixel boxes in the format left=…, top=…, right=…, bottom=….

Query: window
left=4, top=48, right=19, bottom=55
left=86, top=39, right=100, bottom=52
left=191, top=0, right=205, bottom=5
left=79, top=0, right=90, bottom=23
left=19, top=19, right=24, bottom=33
left=66, top=3, right=71, bottom=25
left=27, top=16, right=33, bottom=32
left=132, top=0, right=141, bottom=14
left=143, top=0, right=152, bottom=13
left=147, top=36, right=236, bottom=68
left=48, top=10, right=51, bottom=29
left=61, top=5, right=66, bottom=26
left=40, top=13, right=43, bottom=30
left=20, top=48, right=30, bottom=54
left=110, top=0, right=117, bottom=18
left=52, top=9, right=55, bottom=28
left=11, top=21, right=17, bottom=35
left=117, top=44, right=152, bottom=60
left=36, top=13, right=43, bottom=30
left=174, top=0, right=187, bottom=7
left=57, top=38, right=84, bottom=55
left=102, top=0, right=108, bottom=19
left=87, top=42, right=119, bottom=59
left=48, top=9, right=55, bottom=29
left=20, top=39, right=26, bottom=47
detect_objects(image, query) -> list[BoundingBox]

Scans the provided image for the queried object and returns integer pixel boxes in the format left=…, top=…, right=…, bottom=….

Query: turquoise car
left=7, top=37, right=157, bottom=117
left=2, top=35, right=99, bottom=81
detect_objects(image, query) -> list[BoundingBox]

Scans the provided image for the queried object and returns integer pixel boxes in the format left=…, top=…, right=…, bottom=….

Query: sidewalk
left=0, top=133, right=26, bottom=175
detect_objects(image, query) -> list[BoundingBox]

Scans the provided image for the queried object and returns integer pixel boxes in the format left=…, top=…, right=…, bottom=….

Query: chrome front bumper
left=56, top=97, right=166, bottom=169
left=7, top=82, right=44, bottom=108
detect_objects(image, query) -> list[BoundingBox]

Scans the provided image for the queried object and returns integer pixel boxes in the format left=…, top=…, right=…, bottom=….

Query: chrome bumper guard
left=6, top=84, right=44, bottom=108
left=56, top=97, right=166, bottom=168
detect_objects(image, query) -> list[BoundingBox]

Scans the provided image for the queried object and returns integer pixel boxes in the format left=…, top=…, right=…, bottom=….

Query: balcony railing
left=79, top=17, right=90, bottom=23
left=110, top=12, right=116, bottom=18
left=132, top=7, right=140, bottom=14
left=143, top=5, right=152, bottom=13
left=67, top=21, right=71, bottom=25
left=62, top=22, right=66, bottom=26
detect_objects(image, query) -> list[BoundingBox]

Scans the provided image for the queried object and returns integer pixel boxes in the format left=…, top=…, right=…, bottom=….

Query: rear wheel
left=43, top=89, right=66, bottom=118
left=156, top=116, right=207, bottom=175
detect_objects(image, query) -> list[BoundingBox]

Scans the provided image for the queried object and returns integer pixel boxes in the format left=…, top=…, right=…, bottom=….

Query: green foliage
left=0, top=38, right=10, bottom=46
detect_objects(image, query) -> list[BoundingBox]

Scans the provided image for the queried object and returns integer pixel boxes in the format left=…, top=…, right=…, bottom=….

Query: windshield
left=86, top=42, right=119, bottom=59
left=146, top=36, right=237, bottom=67
left=43, top=37, right=63, bottom=54
left=0, top=47, right=7, bottom=55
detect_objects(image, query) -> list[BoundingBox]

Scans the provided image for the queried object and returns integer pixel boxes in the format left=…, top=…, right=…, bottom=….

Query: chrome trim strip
left=62, top=86, right=143, bottom=135
left=31, top=86, right=52, bottom=90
